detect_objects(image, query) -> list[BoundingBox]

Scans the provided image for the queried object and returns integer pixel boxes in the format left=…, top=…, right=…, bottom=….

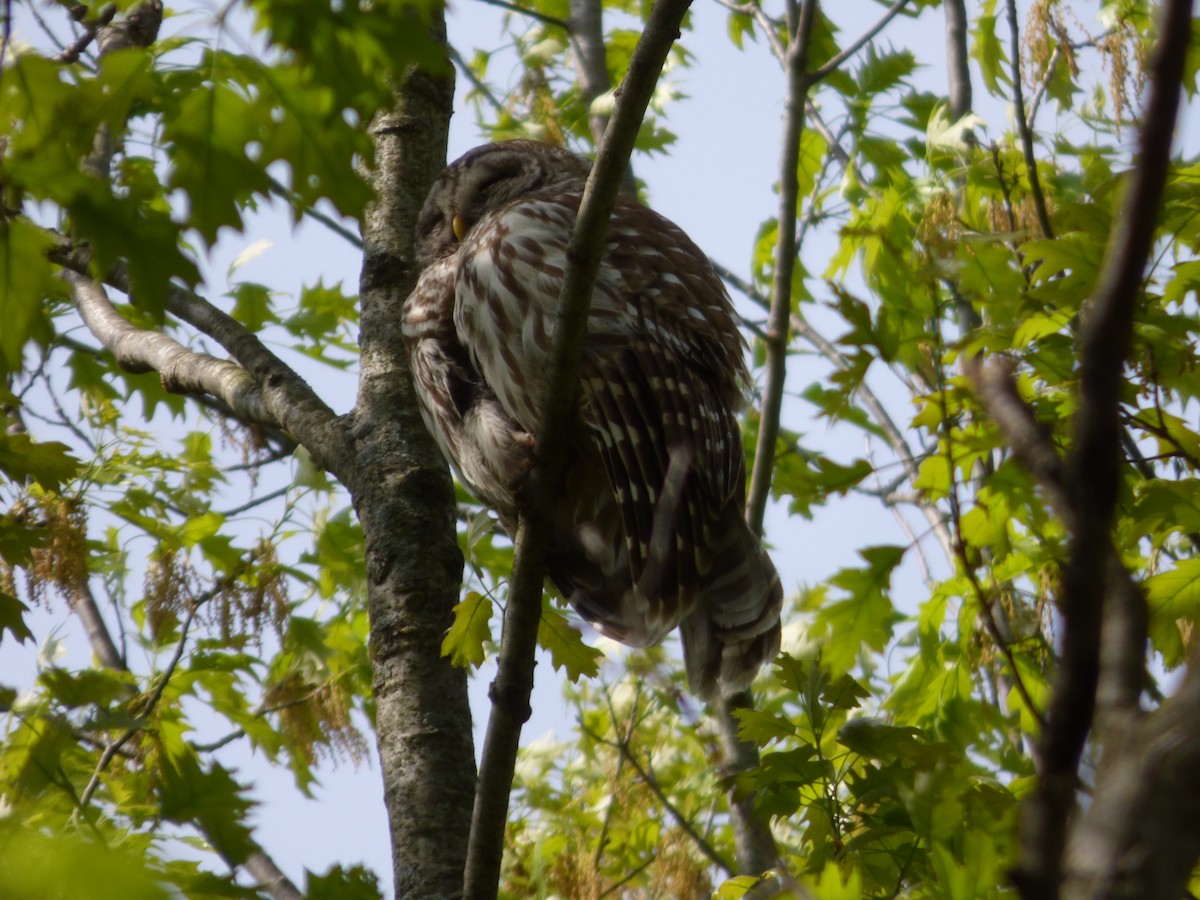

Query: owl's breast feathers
left=403, top=142, right=782, bottom=698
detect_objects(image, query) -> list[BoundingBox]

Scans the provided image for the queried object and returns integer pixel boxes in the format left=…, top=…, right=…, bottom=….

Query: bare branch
left=463, top=2, right=695, bottom=895
left=1003, top=0, right=1054, bottom=240
left=265, top=175, right=363, bottom=249
left=243, top=851, right=305, bottom=900
left=51, top=241, right=350, bottom=478
left=965, top=356, right=1073, bottom=528
left=809, top=0, right=912, bottom=84
left=67, top=271, right=280, bottom=427
left=579, top=720, right=735, bottom=877
left=68, top=572, right=125, bottom=672
left=474, top=0, right=571, bottom=30
left=944, top=0, right=972, bottom=119
left=448, top=45, right=506, bottom=116
left=570, top=0, right=614, bottom=146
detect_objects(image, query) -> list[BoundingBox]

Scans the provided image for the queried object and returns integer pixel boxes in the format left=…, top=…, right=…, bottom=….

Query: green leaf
left=732, top=708, right=797, bottom=745
left=305, top=865, right=383, bottom=900
left=0, top=432, right=80, bottom=489
left=0, top=828, right=170, bottom=900
left=1145, top=558, right=1200, bottom=668
left=838, top=718, right=949, bottom=764
left=0, top=220, right=56, bottom=374
left=969, top=0, right=1008, bottom=96
left=817, top=546, right=905, bottom=673
left=0, top=592, right=34, bottom=645
left=538, top=604, right=603, bottom=681
left=159, top=754, right=257, bottom=866
left=442, top=591, right=493, bottom=669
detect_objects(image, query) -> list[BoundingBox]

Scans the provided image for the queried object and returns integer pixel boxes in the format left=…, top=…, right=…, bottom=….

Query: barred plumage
left=402, top=140, right=782, bottom=698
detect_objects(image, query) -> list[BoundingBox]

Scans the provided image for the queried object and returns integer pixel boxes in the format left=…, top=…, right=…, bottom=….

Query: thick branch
left=943, top=0, right=972, bottom=119
left=1013, top=0, right=1191, bottom=893
left=462, top=1, right=695, bottom=895
left=1064, top=649, right=1200, bottom=899
left=67, top=271, right=278, bottom=422
left=53, top=245, right=350, bottom=479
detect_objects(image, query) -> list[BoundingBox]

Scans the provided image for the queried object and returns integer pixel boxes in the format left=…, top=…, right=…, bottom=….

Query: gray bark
left=353, top=22, right=477, bottom=898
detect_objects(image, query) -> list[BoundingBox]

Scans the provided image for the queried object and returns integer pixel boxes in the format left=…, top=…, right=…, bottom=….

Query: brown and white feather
left=402, top=140, right=782, bottom=698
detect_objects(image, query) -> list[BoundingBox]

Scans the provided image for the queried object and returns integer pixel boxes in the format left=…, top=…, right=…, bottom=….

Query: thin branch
left=243, top=851, right=305, bottom=900
left=265, top=175, right=363, bottom=249
left=448, top=45, right=506, bottom=116
left=570, top=0, right=614, bottom=146
left=809, top=0, right=912, bottom=84
left=76, top=593, right=205, bottom=811
left=474, top=0, right=571, bottom=30
left=1004, top=0, right=1054, bottom=239
left=219, top=485, right=292, bottom=518
left=1013, top=0, right=1191, bottom=891
left=745, top=0, right=818, bottom=534
left=578, top=722, right=734, bottom=876
left=717, top=260, right=956, bottom=561
left=462, top=2, right=695, bottom=896
left=68, top=574, right=125, bottom=672
left=966, top=357, right=1073, bottom=527
left=1024, top=44, right=1061, bottom=128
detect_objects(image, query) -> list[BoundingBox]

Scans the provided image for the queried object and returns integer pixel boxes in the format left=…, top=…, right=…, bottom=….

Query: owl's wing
left=454, top=190, right=758, bottom=641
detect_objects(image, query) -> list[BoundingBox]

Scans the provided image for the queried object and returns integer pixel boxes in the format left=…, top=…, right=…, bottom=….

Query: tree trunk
left=353, top=17, right=477, bottom=898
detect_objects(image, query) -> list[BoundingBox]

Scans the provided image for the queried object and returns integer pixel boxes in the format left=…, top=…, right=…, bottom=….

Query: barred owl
left=402, top=140, right=782, bottom=699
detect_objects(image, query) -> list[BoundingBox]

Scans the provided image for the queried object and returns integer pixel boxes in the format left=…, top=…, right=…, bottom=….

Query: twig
left=77, top=589, right=207, bottom=810
left=1004, top=0, right=1054, bottom=239
left=448, top=45, right=506, bottom=117
left=1024, top=44, right=1062, bottom=128
left=474, top=0, right=571, bottom=30
left=461, top=2, right=695, bottom=896
left=809, top=0, right=912, bottom=84
left=265, top=175, right=363, bottom=249
left=578, top=721, right=734, bottom=876
left=219, top=484, right=293, bottom=518
left=716, top=260, right=956, bottom=562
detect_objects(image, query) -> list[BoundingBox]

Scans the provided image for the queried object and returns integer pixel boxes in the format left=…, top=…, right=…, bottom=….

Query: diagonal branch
left=808, top=0, right=912, bottom=84
left=462, top=1, right=696, bottom=896
left=53, top=245, right=351, bottom=479
left=67, top=271, right=280, bottom=427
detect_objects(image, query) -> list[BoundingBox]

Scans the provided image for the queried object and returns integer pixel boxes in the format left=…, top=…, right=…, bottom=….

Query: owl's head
left=415, top=140, right=592, bottom=265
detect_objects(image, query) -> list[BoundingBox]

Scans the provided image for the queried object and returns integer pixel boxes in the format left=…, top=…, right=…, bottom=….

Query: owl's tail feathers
left=681, top=514, right=784, bottom=701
